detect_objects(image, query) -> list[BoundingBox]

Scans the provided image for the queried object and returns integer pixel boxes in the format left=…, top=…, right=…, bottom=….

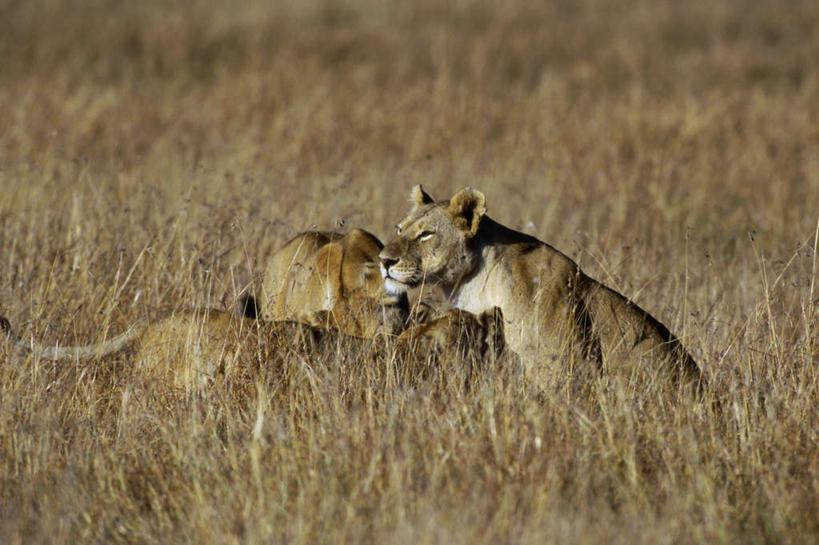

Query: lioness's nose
left=381, top=257, right=398, bottom=270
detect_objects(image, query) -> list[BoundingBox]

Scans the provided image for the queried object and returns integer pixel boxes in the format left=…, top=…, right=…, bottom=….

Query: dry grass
left=2, top=0, right=819, bottom=543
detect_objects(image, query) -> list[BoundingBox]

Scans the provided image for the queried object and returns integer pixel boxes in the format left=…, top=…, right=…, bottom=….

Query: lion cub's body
left=1, top=309, right=350, bottom=389
left=134, top=310, right=350, bottom=389
left=380, top=186, right=702, bottom=390
left=255, top=229, right=408, bottom=338
left=133, top=309, right=256, bottom=389
left=395, top=308, right=507, bottom=365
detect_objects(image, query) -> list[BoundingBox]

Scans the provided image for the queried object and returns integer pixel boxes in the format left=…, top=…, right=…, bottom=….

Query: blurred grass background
left=1, top=0, right=818, bottom=543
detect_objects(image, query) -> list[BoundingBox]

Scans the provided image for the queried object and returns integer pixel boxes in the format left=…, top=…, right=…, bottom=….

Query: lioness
left=252, top=229, right=409, bottom=338
left=379, top=186, right=703, bottom=390
left=0, top=228, right=409, bottom=386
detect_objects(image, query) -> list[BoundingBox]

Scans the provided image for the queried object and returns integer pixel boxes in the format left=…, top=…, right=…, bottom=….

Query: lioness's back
left=256, top=231, right=340, bottom=322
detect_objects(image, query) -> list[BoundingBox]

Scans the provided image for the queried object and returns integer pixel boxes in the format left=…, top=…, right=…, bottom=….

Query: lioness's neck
left=474, top=216, right=540, bottom=246
left=447, top=215, right=541, bottom=310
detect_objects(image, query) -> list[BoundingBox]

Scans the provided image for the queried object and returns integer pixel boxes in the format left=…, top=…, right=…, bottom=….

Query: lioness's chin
left=384, top=278, right=410, bottom=295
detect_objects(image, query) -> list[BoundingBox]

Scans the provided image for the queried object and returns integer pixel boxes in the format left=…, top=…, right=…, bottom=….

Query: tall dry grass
left=1, top=0, right=818, bottom=543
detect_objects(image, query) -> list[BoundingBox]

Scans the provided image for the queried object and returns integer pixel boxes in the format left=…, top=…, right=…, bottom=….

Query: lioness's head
left=380, top=185, right=486, bottom=295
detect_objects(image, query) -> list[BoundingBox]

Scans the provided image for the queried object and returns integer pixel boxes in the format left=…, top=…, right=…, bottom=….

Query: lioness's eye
left=395, top=225, right=402, bottom=235
left=417, top=231, right=435, bottom=242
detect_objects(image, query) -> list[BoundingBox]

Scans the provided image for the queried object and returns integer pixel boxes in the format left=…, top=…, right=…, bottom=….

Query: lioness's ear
left=410, top=184, right=435, bottom=207
left=448, top=187, right=486, bottom=235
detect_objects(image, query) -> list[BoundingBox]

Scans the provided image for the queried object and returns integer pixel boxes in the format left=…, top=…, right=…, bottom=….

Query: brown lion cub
left=1, top=309, right=345, bottom=390
left=379, top=185, right=703, bottom=391
left=252, top=229, right=408, bottom=338
left=1, top=309, right=254, bottom=388
left=395, top=308, right=506, bottom=365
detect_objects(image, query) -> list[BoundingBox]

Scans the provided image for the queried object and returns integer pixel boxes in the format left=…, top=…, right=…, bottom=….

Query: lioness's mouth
left=381, top=263, right=419, bottom=294
left=383, top=275, right=412, bottom=295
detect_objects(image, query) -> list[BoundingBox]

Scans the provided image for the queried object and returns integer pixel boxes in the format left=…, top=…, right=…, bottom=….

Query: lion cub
left=251, top=229, right=408, bottom=338
left=0, top=229, right=410, bottom=388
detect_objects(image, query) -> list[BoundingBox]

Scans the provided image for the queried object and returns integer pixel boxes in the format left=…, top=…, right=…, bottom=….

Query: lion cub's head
left=314, top=228, right=409, bottom=337
left=332, top=229, right=395, bottom=304
left=255, top=228, right=409, bottom=338
left=380, top=185, right=486, bottom=295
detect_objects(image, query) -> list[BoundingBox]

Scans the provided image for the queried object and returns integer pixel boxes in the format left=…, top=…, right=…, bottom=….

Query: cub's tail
left=1, top=314, right=144, bottom=361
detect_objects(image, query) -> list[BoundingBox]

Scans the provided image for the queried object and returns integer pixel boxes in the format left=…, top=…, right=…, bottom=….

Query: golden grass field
left=1, top=0, right=818, bottom=542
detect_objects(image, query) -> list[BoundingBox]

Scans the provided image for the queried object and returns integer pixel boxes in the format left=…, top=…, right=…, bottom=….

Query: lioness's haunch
left=252, top=229, right=409, bottom=338
left=379, top=185, right=703, bottom=391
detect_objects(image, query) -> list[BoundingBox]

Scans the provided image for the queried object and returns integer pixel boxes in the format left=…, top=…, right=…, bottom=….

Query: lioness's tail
left=1, top=314, right=144, bottom=361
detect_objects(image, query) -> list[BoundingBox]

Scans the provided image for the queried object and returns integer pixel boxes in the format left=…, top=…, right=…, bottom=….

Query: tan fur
left=0, top=229, right=408, bottom=387
left=380, top=186, right=703, bottom=391
left=255, top=229, right=408, bottom=338
left=1, top=309, right=343, bottom=389
left=395, top=308, right=506, bottom=366
left=132, top=309, right=257, bottom=389
left=0, top=228, right=404, bottom=371
left=1, top=309, right=256, bottom=388
left=0, top=229, right=407, bottom=388
left=391, top=308, right=510, bottom=390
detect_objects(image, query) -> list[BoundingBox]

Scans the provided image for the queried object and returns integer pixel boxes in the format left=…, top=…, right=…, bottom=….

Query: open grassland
left=1, top=0, right=819, bottom=542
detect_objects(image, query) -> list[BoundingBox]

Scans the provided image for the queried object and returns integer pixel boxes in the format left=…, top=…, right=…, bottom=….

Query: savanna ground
left=1, top=0, right=818, bottom=543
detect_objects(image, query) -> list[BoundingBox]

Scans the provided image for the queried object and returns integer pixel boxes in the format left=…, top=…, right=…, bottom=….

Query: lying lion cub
left=1, top=309, right=252, bottom=388
left=1, top=309, right=349, bottom=389
left=0, top=228, right=409, bottom=388
left=379, top=185, right=703, bottom=391
left=395, top=308, right=506, bottom=366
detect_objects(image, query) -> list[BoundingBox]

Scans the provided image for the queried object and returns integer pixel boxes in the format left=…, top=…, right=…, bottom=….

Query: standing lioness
left=379, top=186, right=702, bottom=390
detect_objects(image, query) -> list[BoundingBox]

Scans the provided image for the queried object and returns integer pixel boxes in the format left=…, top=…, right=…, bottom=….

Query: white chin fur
left=384, top=278, right=409, bottom=295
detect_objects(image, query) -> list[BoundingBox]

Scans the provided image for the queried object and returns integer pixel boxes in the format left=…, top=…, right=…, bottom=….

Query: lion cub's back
left=135, top=309, right=257, bottom=389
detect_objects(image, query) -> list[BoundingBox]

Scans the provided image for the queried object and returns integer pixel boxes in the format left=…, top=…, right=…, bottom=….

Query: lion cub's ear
left=313, top=242, right=344, bottom=297
left=410, top=184, right=435, bottom=207
left=448, top=187, right=486, bottom=235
